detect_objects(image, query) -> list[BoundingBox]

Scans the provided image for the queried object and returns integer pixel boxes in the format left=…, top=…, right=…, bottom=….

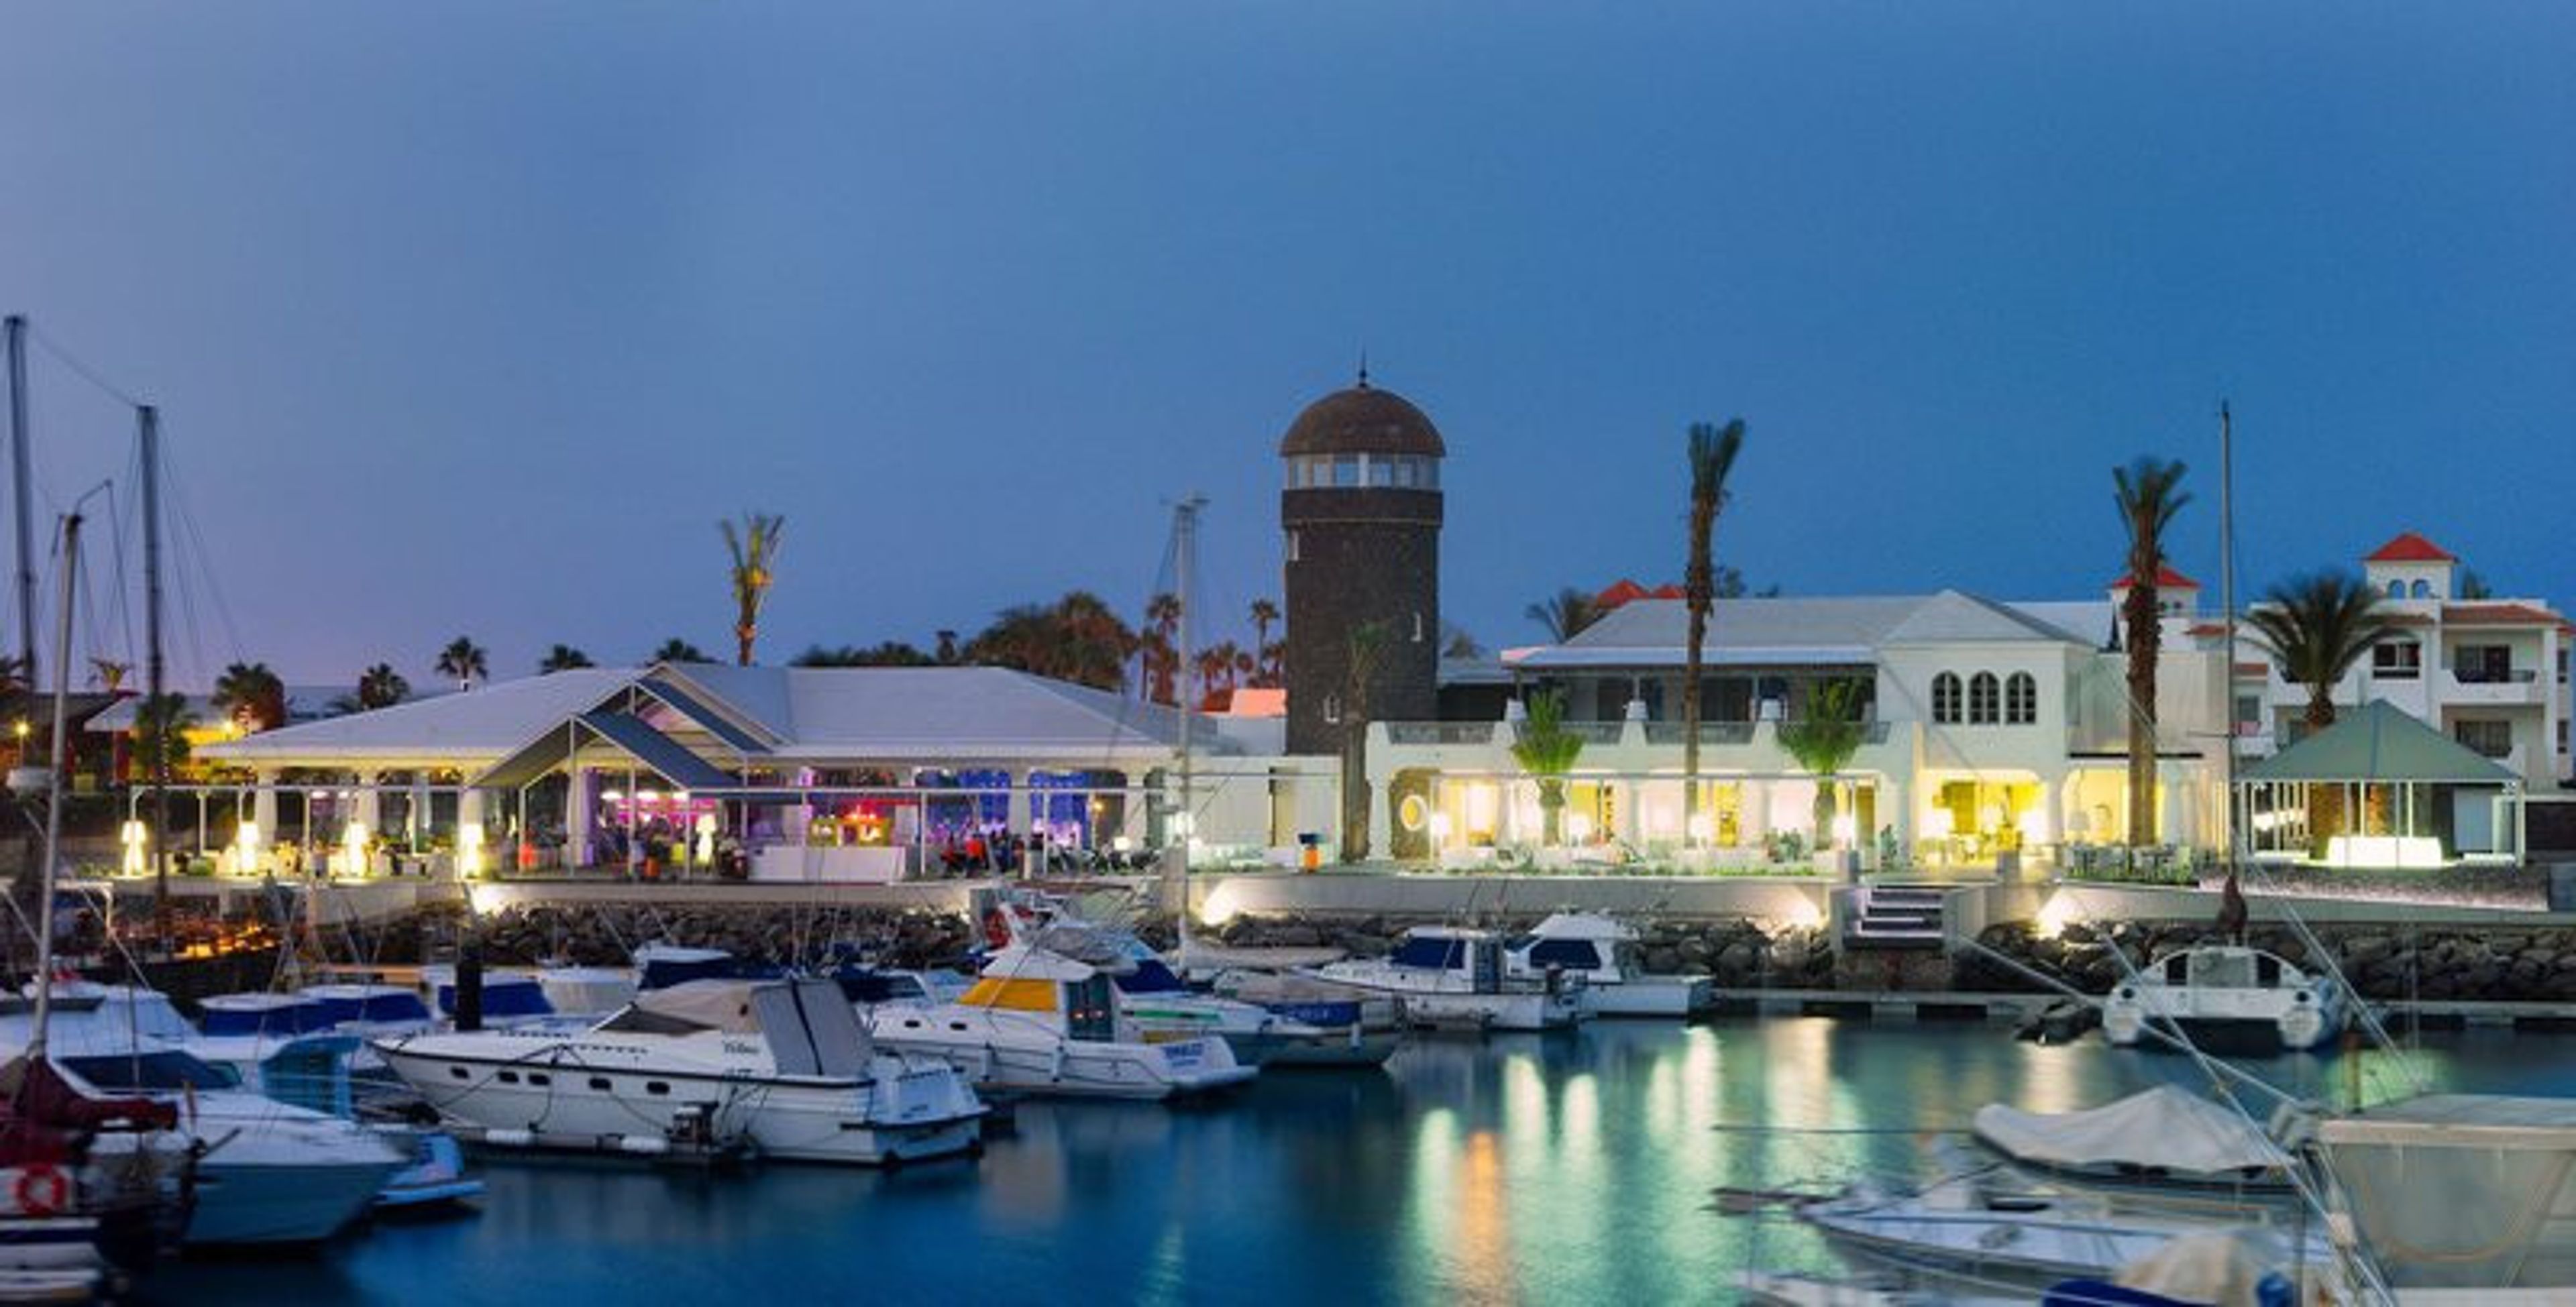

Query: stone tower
left=1278, top=373, right=1445, bottom=755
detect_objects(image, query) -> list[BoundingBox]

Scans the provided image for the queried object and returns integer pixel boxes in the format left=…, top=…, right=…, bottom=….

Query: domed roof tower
left=1278, top=370, right=1445, bottom=757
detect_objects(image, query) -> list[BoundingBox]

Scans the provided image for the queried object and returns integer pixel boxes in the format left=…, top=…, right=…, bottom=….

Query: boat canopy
left=2320, top=1094, right=2576, bottom=1290
left=977, top=946, right=1102, bottom=983
left=1973, top=1085, right=2290, bottom=1179
left=633, top=980, right=765, bottom=1032
left=435, top=977, right=554, bottom=1019
left=201, top=992, right=335, bottom=1038
left=1516, top=938, right=1605, bottom=971
left=628, top=978, right=872, bottom=1077
left=301, top=985, right=433, bottom=1026
left=1391, top=935, right=1470, bottom=970
left=1113, top=960, right=1189, bottom=995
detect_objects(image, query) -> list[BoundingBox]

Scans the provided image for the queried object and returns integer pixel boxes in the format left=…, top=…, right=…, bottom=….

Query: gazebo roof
left=2238, top=700, right=2516, bottom=785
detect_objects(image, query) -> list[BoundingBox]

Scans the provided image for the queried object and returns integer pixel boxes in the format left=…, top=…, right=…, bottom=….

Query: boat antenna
left=32, top=488, right=107, bottom=1060
left=5, top=316, right=34, bottom=686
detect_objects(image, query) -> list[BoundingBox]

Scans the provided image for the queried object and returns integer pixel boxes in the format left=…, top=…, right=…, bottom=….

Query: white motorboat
left=1204, top=970, right=1403, bottom=1068
left=1505, top=911, right=1713, bottom=1017
left=2101, top=946, right=2347, bottom=1053
left=537, top=966, right=640, bottom=1020
left=1303, top=927, right=1589, bottom=1032
left=1971, top=1085, right=2296, bottom=1197
left=376, top=977, right=985, bottom=1166
left=866, top=946, right=1256, bottom=1100
left=1795, top=1172, right=2320, bottom=1296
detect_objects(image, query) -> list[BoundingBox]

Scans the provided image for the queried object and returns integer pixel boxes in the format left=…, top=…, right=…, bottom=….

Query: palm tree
left=1682, top=418, right=1747, bottom=841
left=89, top=657, right=130, bottom=694
left=539, top=644, right=594, bottom=673
left=1248, top=599, right=1283, bottom=687
left=1440, top=624, right=1484, bottom=661
left=130, top=691, right=195, bottom=777
left=2457, top=569, right=2493, bottom=600
left=651, top=637, right=710, bottom=664
left=792, top=641, right=934, bottom=667
left=2245, top=571, right=2394, bottom=854
left=1526, top=587, right=1603, bottom=643
left=1777, top=677, right=1868, bottom=852
left=1340, top=620, right=1393, bottom=863
left=212, top=661, right=286, bottom=733
left=435, top=636, right=488, bottom=690
left=1140, top=593, right=1183, bottom=703
left=1048, top=591, right=1140, bottom=691
left=1509, top=689, right=1585, bottom=845
left=2112, top=457, right=2191, bottom=846
left=721, top=512, right=786, bottom=666
left=356, top=663, right=409, bottom=710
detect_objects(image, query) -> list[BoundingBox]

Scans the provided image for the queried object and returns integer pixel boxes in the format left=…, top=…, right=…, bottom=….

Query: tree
left=2245, top=571, right=2394, bottom=854
left=1713, top=565, right=1781, bottom=599
left=2457, top=569, right=2493, bottom=600
left=1682, top=418, right=1747, bottom=842
left=1777, top=677, right=1868, bottom=852
left=1527, top=587, right=1603, bottom=643
left=2112, top=457, right=2190, bottom=846
left=1509, top=689, right=1585, bottom=845
left=934, top=630, right=960, bottom=664
left=356, top=663, right=409, bottom=710
left=651, top=637, right=711, bottom=664
left=721, top=511, right=786, bottom=667
left=539, top=644, right=594, bottom=673
left=1140, top=592, right=1183, bottom=705
left=1441, top=623, right=1483, bottom=661
left=212, top=661, right=287, bottom=733
left=1339, top=620, right=1393, bottom=863
left=964, top=592, right=1140, bottom=691
left=89, top=658, right=130, bottom=694
left=792, top=642, right=935, bottom=667
left=435, top=636, right=488, bottom=690
left=130, top=691, right=195, bottom=777
left=1248, top=599, right=1283, bottom=687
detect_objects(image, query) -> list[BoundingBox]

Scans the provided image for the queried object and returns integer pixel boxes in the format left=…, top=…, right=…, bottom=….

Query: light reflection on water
left=147, top=1021, right=2565, bottom=1306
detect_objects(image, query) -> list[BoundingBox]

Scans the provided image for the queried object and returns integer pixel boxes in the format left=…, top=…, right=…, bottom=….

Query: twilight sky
left=3, top=3, right=2570, bottom=690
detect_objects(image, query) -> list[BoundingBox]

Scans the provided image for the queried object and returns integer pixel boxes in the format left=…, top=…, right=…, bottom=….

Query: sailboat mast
left=142, top=404, right=170, bottom=940
left=30, top=510, right=85, bottom=1058
left=5, top=316, right=34, bottom=686
left=2219, top=400, right=2239, bottom=867
left=1166, top=494, right=1206, bottom=917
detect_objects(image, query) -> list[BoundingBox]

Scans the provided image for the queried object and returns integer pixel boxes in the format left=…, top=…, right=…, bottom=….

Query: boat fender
left=11, top=1165, right=69, bottom=1217
left=483, top=1128, right=536, bottom=1148
left=619, top=1135, right=672, bottom=1156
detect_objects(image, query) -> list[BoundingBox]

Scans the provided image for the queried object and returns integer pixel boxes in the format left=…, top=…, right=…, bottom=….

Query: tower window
left=1322, top=693, right=1342, bottom=724
left=1413, top=612, right=1424, bottom=642
left=1285, top=530, right=1301, bottom=563
left=1332, top=456, right=1360, bottom=488
left=1366, top=457, right=1393, bottom=488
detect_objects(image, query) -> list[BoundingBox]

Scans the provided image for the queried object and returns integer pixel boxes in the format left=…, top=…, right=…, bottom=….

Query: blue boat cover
left=307, top=990, right=433, bottom=1026
left=437, top=978, right=554, bottom=1019
left=1391, top=936, right=1468, bottom=970
left=1113, top=960, right=1189, bottom=995
left=201, top=997, right=333, bottom=1037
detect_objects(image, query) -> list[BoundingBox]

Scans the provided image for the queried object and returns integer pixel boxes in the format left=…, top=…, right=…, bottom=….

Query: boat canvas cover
left=2319, top=1094, right=2576, bottom=1290
left=633, top=980, right=764, bottom=1032
left=1974, top=1086, right=2288, bottom=1179
left=749, top=980, right=870, bottom=1079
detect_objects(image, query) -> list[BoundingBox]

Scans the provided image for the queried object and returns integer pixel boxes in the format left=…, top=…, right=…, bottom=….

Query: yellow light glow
left=1924, top=808, right=1955, bottom=838
left=1783, top=897, right=1824, bottom=929
left=341, top=821, right=369, bottom=877
left=1831, top=813, right=1857, bottom=846
left=1198, top=881, right=1241, bottom=928
left=1428, top=812, right=1452, bottom=844
left=2035, top=891, right=2080, bottom=940
left=119, top=820, right=146, bottom=875
left=458, top=821, right=486, bottom=878
left=1686, top=813, right=1714, bottom=842
left=11, top=720, right=26, bottom=740
left=1463, top=782, right=1499, bottom=833
left=1567, top=813, right=1595, bottom=842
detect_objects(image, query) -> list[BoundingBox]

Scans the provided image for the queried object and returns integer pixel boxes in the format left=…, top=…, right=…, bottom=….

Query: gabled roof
left=1509, top=595, right=1918, bottom=670
left=1880, top=591, right=2090, bottom=646
left=2237, top=700, right=2515, bottom=785
left=1592, top=579, right=1682, bottom=610
left=2106, top=564, right=2199, bottom=589
left=2365, top=531, right=2456, bottom=563
left=197, top=669, right=637, bottom=763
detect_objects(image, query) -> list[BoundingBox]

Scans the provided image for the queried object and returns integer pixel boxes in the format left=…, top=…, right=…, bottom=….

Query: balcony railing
left=1641, top=722, right=1758, bottom=746
left=2453, top=666, right=2538, bottom=685
left=1383, top=722, right=1501, bottom=746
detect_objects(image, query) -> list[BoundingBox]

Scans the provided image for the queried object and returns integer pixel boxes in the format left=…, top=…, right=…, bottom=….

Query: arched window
left=1931, top=673, right=1962, bottom=724
left=2387, top=579, right=2404, bottom=598
left=1968, top=672, right=2000, bottom=724
left=2410, top=579, right=2430, bottom=598
left=2005, top=672, right=2037, bottom=724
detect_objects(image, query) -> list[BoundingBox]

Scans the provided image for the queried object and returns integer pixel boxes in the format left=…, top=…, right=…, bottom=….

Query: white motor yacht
left=2101, top=946, right=2347, bottom=1053
left=1, top=999, right=404, bottom=1246
left=1505, top=912, right=1713, bottom=1017
left=865, top=946, right=1255, bottom=1100
left=1303, top=927, right=1589, bottom=1032
left=376, top=977, right=985, bottom=1166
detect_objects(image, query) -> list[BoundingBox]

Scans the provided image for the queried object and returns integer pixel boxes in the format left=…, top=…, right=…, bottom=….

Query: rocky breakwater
left=1200, top=912, right=1837, bottom=989
left=420, top=903, right=979, bottom=971
left=1968, top=919, right=2576, bottom=1003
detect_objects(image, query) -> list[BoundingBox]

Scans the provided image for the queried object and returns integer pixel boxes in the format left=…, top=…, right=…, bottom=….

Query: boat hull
left=375, top=1045, right=984, bottom=1166
left=187, top=1156, right=397, bottom=1245
left=1585, top=977, right=1712, bottom=1019
left=868, top=1009, right=1253, bottom=1100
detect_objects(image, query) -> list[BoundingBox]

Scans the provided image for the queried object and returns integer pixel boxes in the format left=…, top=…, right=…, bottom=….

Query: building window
left=1366, top=457, right=1393, bottom=488
left=2454, top=719, right=2513, bottom=758
left=2560, top=719, right=2569, bottom=755
left=2559, top=648, right=2568, bottom=683
left=1931, top=673, right=1962, bottom=724
left=1284, top=530, right=1300, bottom=563
left=2373, top=641, right=2420, bottom=679
left=1322, top=693, right=1342, bottom=724
left=1968, top=673, right=2000, bottom=724
left=2410, top=579, right=2431, bottom=598
left=1411, top=611, right=1424, bottom=642
left=2454, top=644, right=2514, bottom=684
left=2235, top=693, right=2262, bottom=736
left=2387, top=580, right=2404, bottom=598
left=2004, top=673, right=2037, bottom=724
left=1332, top=456, right=1360, bottom=488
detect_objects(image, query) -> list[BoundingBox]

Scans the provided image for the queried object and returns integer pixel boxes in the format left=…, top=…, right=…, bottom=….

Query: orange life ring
left=14, top=1165, right=70, bottom=1218
left=981, top=907, right=1014, bottom=952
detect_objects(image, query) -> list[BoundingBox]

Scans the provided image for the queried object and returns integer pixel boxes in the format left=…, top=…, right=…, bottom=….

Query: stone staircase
left=1842, top=885, right=1949, bottom=952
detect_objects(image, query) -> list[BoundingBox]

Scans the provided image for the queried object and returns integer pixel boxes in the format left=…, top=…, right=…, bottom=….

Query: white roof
left=1974, top=1085, right=2290, bottom=1178
left=199, top=663, right=1227, bottom=771
left=87, top=683, right=441, bottom=734
left=1507, top=592, right=2085, bottom=671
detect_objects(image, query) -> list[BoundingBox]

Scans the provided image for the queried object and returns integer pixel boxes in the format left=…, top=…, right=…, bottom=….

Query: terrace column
left=566, top=767, right=594, bottom=870
left=354, top=770, right=382, bottom=841
left=1007, top=769, right=1032, bottom=835
left=1742, top=779, right=1771, bottom=844
left=252, top=769, right=280, bottom=846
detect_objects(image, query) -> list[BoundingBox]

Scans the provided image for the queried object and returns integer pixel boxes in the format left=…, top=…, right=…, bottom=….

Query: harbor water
left=148, top=1019, right=2571, bottom=1305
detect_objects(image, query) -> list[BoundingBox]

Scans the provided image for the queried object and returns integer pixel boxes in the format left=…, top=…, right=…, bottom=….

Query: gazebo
left=2237, top=700, right=2522, bottom=867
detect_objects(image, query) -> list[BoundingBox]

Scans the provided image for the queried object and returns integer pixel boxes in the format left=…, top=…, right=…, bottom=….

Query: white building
left=2234, top=532, right=2573, bottom=792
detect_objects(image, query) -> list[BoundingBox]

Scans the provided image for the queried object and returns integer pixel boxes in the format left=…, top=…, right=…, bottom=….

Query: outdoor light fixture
left=233, top=820, right=261, bottom=875
left=694, top=812, right=716, bottom=864
left=119, top=820, right=146, bottom=875
left=1428, top=812, right=1452, bottom=845
left=1568, top=813, right=1595, bottom=843
left=458, top=821, right=486, bottom=878
left=1686, top=813, right=1715, bottom=842
left=341, top=821, right=368, bottom=877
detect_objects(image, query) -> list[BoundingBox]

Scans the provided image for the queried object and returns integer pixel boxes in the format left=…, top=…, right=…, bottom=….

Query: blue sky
left=3, top=3, right=2570, bottom=688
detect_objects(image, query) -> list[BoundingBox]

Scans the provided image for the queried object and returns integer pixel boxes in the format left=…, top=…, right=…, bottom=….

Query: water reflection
left=146, top=1024, right=2554, bottom=1306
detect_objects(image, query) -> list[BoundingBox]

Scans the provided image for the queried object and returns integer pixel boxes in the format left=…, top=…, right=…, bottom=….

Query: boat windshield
left=60, top=1051, right=239, bottom=1093
left=438, top=981, right=554, bottom=1019
left=1523, top=939, right=1603, bottom=971
left=2189, top=952, right=2257, bottom=989
left=596, top=1006, right=714, bottom=1036
left=1114, top=960, right=1187, bottom=995
left=1390, top=937, right=1467, bottom=970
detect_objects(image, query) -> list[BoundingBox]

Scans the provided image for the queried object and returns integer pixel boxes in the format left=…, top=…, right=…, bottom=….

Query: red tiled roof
left=1593, top=579, right=1685, bottom=610
left=2234, top=661, right=2269, bottom=677
left=2188, top=621, right=2230, bottom=637
left=2443, top=602, right=2567, bottom=628
left=2108, top=564, right=2199, bottom=589
left=2365, top=531, right=2455, bottom=563
left=2381, top=612, right=2436, bottom=626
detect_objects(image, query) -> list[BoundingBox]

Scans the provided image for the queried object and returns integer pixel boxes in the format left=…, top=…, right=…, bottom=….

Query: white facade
left=2232, top=533, right=2573, bottom=791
